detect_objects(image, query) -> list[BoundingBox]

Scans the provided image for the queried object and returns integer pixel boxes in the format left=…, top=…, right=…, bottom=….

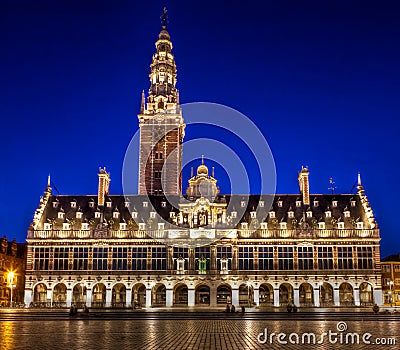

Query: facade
left=381, top=253, right=400, bottom=306
left=24, top=12, right=383, bottom=309
left=0, top=235, right=26, bottom=306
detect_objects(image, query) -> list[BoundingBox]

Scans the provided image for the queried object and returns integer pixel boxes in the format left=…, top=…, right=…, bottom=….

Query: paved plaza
left=0, top=311, right=399, bottom=350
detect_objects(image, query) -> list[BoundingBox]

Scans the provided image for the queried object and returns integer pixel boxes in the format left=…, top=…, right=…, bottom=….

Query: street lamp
left=7, top=271, right=16, bottom=308
left=246, top=281, right=251, bottom=308
left=388, top=280, right=394, bottom=307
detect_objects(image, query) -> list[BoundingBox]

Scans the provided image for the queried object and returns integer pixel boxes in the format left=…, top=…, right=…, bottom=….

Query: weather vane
left=328, top=177, right=337, bottom=194
left=160, top=7, right=168, bottom=27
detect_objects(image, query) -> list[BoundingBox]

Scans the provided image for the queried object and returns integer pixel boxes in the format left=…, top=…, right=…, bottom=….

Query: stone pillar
left=188, top=288, right=195, bottom=307
left=210, top=285, right=217, bottom=307
left=24, top=289, right=32, bottom=308
left=354, top=288, right=360, bottom=306
left=333, top=288, right=340, bottom=306
left=126, top=289, right=132, bottom=308
left=86, top=289, right=92, bottom=307
left=66, top=289, right=73, bottom=307
left=313, top=287, right=320, bottom=307
left=232, top=287, right=239, bottom=307
left=273, top=288, right=280, bottom=307
left=373, top=288, right=383, bottom=306
left=166, top=288, right=173, bottom=307
left=253, top=288, right=260, bottom=307
left=145, top=288, right=152, bottom=308
left=47, top=289, right=53, bottom=307
left=293, top=288, right=300, bottom=307
left=105, top=288, right=112, bottom=307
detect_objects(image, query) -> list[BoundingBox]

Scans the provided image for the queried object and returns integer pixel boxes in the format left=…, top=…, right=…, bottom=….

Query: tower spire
left=160, top=7, right=168, bottom=29
left=140, top=90, right=145, bottom=114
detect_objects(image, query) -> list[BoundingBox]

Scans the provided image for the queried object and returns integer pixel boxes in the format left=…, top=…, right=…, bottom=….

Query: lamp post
left=388, top=280, right=394, bottom=307
left=246, top=281, right=251, bottom=308
left=7, top=271, right=16, bottom=308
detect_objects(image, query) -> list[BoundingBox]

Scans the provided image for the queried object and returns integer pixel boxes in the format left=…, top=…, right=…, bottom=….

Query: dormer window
left=150, top=212, right=156, bottom=219
left=82, top=223, right=89, bottom=230
left=106, top=201, right=112, bottom=208
left=143, top=201, right=148, bottom=208
left=269, top=211, right=275, bottom=218
left=139, top=223, right=146, bottom=230
left=71, top=201, right=77, bottom=209
left=63, top=223, right=70, bottom=230
left=158, top=223, right=165, bottom=230
left=89, top=201, right=95, bottom=208
left=161, top=201, right=166, bottom=208
left=344, top=211, right=350, bottom=218
left=119, top=222, right=127, bottom=230
left=53, top=201, right=59, bottom=209
left=95, top=212, right=101, bottom=219
left=318, top=222, right=325, bottom=229
left=288, top=211, right=294, bottom=219
left=241, top=222, right=248, bottom=229
left=261, top=222, right=268, bottom=229
left=332, top=201, right=338, bottom=208
left=124, top=201, right=130, bottom=208
left=231, top=211, right=237, bottom=218
left=325, top=211, right=331, bottom=218
left=259, top=201, right=264, bottom=207
left=280, top=222, right=287, bottom=229
left=337, top=222, right=344, bottom=229
left=350, top=200, right=356, bottom=207
left=58, top=212, right=64, bottom=219
left=44, top=223, right=52, bottom=230
left=132, top=211, right=138, bottom=219
left=169, top=212, right=175, bottom=218
left=241, top=201, right=246, bottom=208
left=313, top=200, right=319, bottom=207
left=296, top=200, right=302, bottom=207
left=76, top=212, right=83, bottom=219
left=306, top=210, right=312, bottom=218
left=356, top=222, right=364, bottom=229
left=250, top=211, right=256, bottom=218
left=113, top=211, right=120, bottom=219
left=277, top=201, right=283, bottom=207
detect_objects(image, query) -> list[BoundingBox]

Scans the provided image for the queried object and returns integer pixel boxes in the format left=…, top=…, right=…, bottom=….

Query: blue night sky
left=1, top=1, right=399, bottom=257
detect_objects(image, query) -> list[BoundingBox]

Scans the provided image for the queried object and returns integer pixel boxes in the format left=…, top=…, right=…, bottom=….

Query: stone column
left=354, top=288, right=360, bottom=306
left=253, top=288, right=260, bottom=307
left=105, top=288, right=112, bottom=307
left=47, top=288, right=53, bottom=307
left=373, top=288, right=383, bottom=306
left=210, top=285, right=217, bottom=307
left=166, top=288, right=173, bottom=307
left=145, top=288, right=152, bottom=308
left=333, top=288, right=340, bottom=306
left=86, top=288, right=92, bottom=307
left=313, top=287, right=320, bottom=307
left=125, top=289, right=132, bottom=308
left=273, top=288, right=280, bottom=307
left=66, top=288, right=73, bottom=308
left=293, top=288, right=300, bottom=307
left=188, top=288, right=195, bottom=307
left=24, top=289, right=32, bottom=308
left=232, top=287, right=239, bottom=307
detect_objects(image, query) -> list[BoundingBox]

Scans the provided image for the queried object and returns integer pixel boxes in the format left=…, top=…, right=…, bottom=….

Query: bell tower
left=138, top=8, right=185, bottom=195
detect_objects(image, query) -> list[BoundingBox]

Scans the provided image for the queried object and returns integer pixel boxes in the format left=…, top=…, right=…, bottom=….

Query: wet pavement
left=0, top=310, right=399, bottom=349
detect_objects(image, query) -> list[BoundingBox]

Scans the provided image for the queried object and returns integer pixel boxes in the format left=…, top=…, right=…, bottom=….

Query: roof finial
left=212, top=167, right=215, bottom=178
left=47, top=174, right=51, bottom=187
left=140, top=90, right=145, bottom=114
left=201, top=154, right=204, bottom=165
left=357, top=172, right=362, bottom=186
left=160, top=7, right=168, bottom=29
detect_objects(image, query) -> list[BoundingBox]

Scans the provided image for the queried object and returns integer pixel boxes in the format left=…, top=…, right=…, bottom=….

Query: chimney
left=298, top=166, right=310, bottom=205
left=98, top=167, right=111, bottom=206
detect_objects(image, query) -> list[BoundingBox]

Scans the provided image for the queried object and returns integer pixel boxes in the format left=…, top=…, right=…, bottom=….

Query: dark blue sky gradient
left=1, top=1, right=399, bottom=257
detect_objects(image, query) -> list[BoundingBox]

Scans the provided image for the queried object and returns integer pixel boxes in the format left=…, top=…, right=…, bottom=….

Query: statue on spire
left=160, top=7, right=168, bottom=28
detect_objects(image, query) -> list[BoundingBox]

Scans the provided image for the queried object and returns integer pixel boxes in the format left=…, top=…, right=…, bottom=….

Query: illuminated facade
left=381, top=254, right=400, bottom=306
left=23, top=11, right=383, bottom=309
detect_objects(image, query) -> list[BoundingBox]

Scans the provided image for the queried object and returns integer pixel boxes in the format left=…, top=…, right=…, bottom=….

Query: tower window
left=154, top=171, right=162, bottom=179
left=155, top=152, right=163, bottom=160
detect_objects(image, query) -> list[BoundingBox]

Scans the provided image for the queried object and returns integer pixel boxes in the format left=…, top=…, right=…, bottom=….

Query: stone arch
left=174, top=283, right=188, bottom=305
left=339, top=282, right=354, bottom=306
left=112, top=283, right=126, bottom=308
left=132, top=283, right=146, bottom=308
left=320, top=282, right=334, bottom=306
left=153, top=283, right=166, bottom=307
left=299, top=283, right=314, bottom=307
left=92, top=283, right=106, bottom=307
left=52, top=283, right=67, bottom=306
left=72, top=283, right=86, bottom=307
left=259, top=283, right=274, bottom=306
left=217, top=283, right=232, bottom=305
left=279, top=283, right=293, bottom=305
left=239, top=283, right=253, bottom=306
left=359, top=282, right=373, bottom=305
left=195, top=284, right=210, bottom=305
left=33, top=283, right=47, bottom=306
